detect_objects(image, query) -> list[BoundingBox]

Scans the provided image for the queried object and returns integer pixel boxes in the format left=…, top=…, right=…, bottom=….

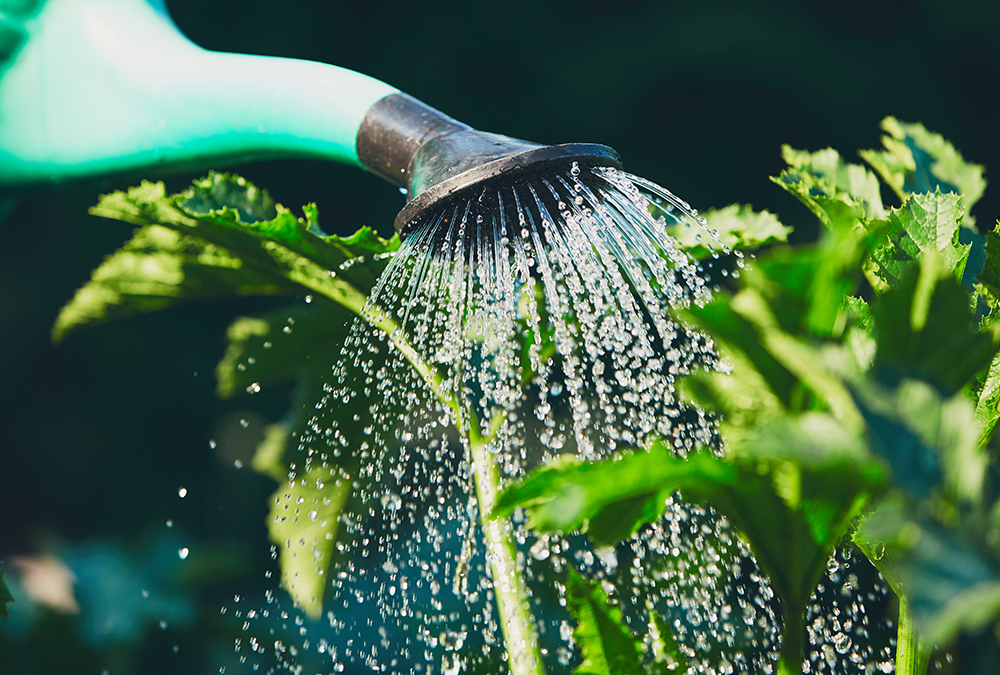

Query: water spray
left=0, top=1, right=740, bottom=673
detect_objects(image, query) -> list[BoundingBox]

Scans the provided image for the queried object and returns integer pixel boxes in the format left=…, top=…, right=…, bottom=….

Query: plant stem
left=896, top=592, right=930, bottom=675
left=349, top=298, right=546, bottom=674
left=469, top=424, right=546, bottom=675
left=777, top=603, right=805, bottom=675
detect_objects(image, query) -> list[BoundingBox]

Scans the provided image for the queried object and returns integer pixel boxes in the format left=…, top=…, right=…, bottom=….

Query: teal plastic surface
left=0, top=0, right=398, bottom=189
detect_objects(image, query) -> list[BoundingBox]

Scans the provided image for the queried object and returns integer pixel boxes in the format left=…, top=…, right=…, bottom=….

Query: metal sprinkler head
left=356, top=93, right=622, bottom=238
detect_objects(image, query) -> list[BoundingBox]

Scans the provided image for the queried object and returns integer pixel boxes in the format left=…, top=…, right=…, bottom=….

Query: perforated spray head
left=356, top=93, right=622, bottom=238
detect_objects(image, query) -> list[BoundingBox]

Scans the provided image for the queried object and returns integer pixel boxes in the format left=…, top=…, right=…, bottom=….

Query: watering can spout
left=0, top=0, right=397, bottom=189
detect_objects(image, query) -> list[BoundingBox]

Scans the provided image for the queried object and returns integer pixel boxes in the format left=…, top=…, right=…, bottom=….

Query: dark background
left=1, top=0, right=998, bottom=673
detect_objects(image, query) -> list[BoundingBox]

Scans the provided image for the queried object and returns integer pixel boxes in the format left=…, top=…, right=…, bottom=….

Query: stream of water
left=236, top=165, right=893, bottom=675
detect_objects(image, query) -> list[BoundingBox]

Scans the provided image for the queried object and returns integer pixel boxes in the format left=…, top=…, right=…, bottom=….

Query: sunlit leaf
left=726, top=287, right=863, bottom=429
left=668, top=203, right=791, bottom=259
left=778, top=146, right=886, bottom=220
left=565, top=570, right=644, bottom=675
left=647, top=611, right=688, bottom=675
left=220, top=301, right=372, bottom=618
left=52, top=224, right=295, bottom=342
left=860, top=117, right=986, bottom=226
left=852, top=377, right=986, bottom=504
left=267, top=457, right=351, bottom=620
left=870, top=253, right=997, bottom=395
left=738, top=213, right=881, bottom=338
left=865, top=192, right=970, bottom=295
left=974, top=353, right=1000, bottom=448
left=251, top=368, right=372, bottom=619
left=678, top=297, right=792, bottom=424
left=55, top=173, right=399, bottom=342
left=843, top=296, right=876, bottom=371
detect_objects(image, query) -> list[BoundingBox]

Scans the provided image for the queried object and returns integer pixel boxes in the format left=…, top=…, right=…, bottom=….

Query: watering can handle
left=0, top=0, right=399, bottom=189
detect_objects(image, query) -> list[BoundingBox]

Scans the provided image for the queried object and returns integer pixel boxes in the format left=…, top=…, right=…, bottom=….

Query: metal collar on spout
left=356, top=93, right=622, bottom=238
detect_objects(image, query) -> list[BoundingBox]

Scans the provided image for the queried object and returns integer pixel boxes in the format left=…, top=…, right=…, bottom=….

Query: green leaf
left=724, top=286, right=863, bottom=429
left=974, top=352, right=1000, bottom=448
left=565, top=570, right=644, bottom=675
left=667, top=203, right=791, bottom=259
left=976, top=221, right=1000, bottom=313
left=647, top=611, right=688, bottom=675
left=216, top=300, right=351, bottom=398
left=677, top=297, right=791, bottom=427
left=267, top=455, right=351, bottom=620
left=856, top=497, right=1000, bottom=647
left=227, top=301, right=400, bottom=622
left=52, top=224, right=296, bottom=342
left=897, top=192, right=966, bottom=259
left=870, top=252, right=997, bottom=395
left=843, top=296, right=876, bottom=370
left=778, top=145, right=886, bottom=221
left=499, top=417, right=883, bottom=670
left=860, top=117, right=986, bottom=226
left=0, top=567, right=13, bottom=619
left=678, top=232, right=874, bottom=433
left=865, top=191, right=970, bottom=294
left=55, top=173, right=399, bottom=341
left=219, top=301, right=372, bottom=618
left=252, top=369, right=372, bottom=620
left=853, top=377, right=986, bottom=505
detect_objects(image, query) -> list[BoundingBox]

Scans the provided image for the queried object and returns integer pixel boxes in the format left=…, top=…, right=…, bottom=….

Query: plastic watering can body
left=0, top=0, right=397, bottom=189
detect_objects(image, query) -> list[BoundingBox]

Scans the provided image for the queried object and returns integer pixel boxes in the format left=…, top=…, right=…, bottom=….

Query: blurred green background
left=1, top=0, right=998, bottom=673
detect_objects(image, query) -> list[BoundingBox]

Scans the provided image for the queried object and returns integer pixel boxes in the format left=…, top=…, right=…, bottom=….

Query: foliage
left=57, top=118, right=1000, bottom=674
left=57, top=173, right=397, bottom=619
left=499, top=118, right=1000, bottom=675
left=54, top=172, right=398, bottom=343
left=564, top=570, right=686, bottom=675
left=667, top=203, right=791, bottom=260
left=859, top=117, right=985, bottom=227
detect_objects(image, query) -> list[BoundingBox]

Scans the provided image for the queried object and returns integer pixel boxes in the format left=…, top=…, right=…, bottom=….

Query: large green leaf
left=865, top=191, right=970, bottom=293
left=729, top=203, right=882, bottom=339
left=216, top=300, right=372, bottom=619
left=250, top=371, right=370, bottom=621
left=498, top=416, right=884, bottom=670
left=54, top=173, right=399, bottom=341
left=856, top=497, right=1000, bottom=647
left=266, top=439, right=352, bottom=621
left=678, top=296, right=795, bottom=420
left=974, top=352, right=1000, bottom=449
left=667, top=203, right=791, bottom=259
left=777, top=145, right=886, bottom=221
left=870, top=253, right=997, bottom=396
left=52, top=223, right=296, bottom=342
left=860, top=117, right=986, bottom=226
left=565, top=570, right=644, bottom=675
left=852, top=377, right=986, bottom=505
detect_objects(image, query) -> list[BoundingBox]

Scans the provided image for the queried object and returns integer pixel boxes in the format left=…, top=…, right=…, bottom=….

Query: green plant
left=50, top=117, right=1000, bottom=674
left=499, top=118, right=1000, bottom=674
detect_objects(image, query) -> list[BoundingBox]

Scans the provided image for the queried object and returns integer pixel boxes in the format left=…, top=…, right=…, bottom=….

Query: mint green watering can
left=0, top=0, right=619, bottom=234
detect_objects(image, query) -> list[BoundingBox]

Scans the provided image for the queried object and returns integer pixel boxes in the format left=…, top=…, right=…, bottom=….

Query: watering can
left=0, top=0, right=618, bottom=234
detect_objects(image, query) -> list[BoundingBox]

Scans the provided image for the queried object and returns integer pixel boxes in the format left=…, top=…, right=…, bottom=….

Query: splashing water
left=242, top=165, right=891, bottom=674
left=364, top=165, right=718, bottom=462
